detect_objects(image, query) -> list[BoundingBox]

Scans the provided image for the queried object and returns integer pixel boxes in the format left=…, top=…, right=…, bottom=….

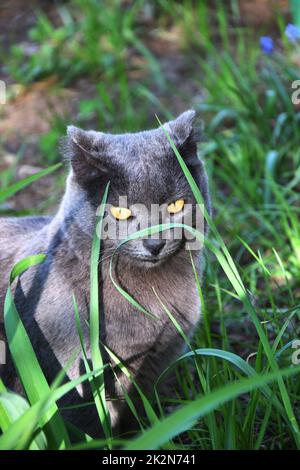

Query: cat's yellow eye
left=110, top=206, right=132, bottom=220
left=167, top=199, right=185, bottom=214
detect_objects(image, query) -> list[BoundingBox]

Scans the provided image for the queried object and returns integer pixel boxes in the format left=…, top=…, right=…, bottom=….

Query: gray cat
left=0, top=110, right=211, bottom=438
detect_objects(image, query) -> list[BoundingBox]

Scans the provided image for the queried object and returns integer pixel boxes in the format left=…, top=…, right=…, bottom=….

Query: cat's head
left=62, top=110, right=210, bottom=268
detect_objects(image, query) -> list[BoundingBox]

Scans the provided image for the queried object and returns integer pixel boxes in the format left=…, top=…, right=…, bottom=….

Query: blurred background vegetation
left=1, top=0, right=300, bottom=449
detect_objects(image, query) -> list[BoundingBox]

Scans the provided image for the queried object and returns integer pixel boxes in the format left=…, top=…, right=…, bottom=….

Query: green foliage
left=7, top=1, right=135, bottom=84
left=5, top=0, right=168, bottom=159
left=1, top=0, right=300, bottom=451
left=0, top=164, right=62, bottom=204
left=6, top=0, right=164, bottom=96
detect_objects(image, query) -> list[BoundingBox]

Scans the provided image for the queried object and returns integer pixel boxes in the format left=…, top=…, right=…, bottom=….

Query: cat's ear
left=166, top=110, right=196, bottom=144
left=61, top=126, right=110, bottom=182
left=165, top=110, right=200, bottom=164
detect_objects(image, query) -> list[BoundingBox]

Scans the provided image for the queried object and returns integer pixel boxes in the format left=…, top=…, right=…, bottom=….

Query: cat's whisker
left=98, top=253, right=115, bottom=263
left=98, top=248, right=119, bottom=264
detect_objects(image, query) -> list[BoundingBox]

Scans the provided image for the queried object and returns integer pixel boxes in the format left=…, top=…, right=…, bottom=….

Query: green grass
left=1, top=0, right=300, bottom=450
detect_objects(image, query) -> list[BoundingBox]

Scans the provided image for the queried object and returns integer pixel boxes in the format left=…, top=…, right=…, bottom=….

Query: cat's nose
left=143, top=239, right=166, bottom=256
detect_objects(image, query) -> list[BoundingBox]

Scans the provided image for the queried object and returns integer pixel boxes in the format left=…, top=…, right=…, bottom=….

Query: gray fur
left=0, top=110, right=211, bottom=437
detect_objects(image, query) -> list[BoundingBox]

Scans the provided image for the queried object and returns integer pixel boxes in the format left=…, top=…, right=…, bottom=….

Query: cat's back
left=0, top=216, right=52, bottom=284
left=0, top=215, right=52, bottom=391
left=0, top=215, right=51, bottom=238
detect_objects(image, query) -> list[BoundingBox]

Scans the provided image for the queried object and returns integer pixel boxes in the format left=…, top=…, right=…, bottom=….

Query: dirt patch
left=238, top=0, right=289, bottom=25
left=0, top=78, right=77, bottom=138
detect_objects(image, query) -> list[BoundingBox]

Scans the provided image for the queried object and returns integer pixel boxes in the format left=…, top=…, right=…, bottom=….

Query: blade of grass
left=4, top=254, right=70, bottom=449
left=158, top=117, right=300, bottom=446
left=0, top=163, right=62, bottom=203
left=89, top=182, right=112, bottom=443
left=0, top=363, right=107, bottom=450
left=125, top=365, right=300, bottom=450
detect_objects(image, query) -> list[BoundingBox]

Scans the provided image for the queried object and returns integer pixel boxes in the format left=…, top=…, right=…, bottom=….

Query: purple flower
left=285, top=23, right=300, bottom=43
left=260, top=36, right=274, bottom=54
